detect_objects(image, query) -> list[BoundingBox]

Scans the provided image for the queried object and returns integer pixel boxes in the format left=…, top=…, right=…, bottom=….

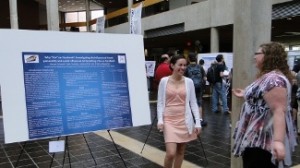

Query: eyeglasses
left=254, top=52, right=263, bottom=55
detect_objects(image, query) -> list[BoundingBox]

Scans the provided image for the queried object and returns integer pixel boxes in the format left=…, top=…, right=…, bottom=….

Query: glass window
left=91, top=10, right=104, bottom=31
left=65, top=10, right=104, bottom=32
left=292, top=45, right=300, bottom=51
left=65, top=12, right=78, bottom=23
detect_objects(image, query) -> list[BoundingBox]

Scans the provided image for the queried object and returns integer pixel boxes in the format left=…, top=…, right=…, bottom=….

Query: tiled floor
left=0, top=95, right=300, bottom=168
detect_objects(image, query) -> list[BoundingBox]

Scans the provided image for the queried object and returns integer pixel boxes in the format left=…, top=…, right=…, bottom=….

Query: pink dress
left=163, top=82, right=197, bottom=143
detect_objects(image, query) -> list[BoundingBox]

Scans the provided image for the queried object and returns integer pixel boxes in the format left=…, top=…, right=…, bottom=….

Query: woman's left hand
left=195, top=127, right=202, bottom=135
left=232, top=88, right=245, bottom=98
left=273, top=141, right=286, bottom=161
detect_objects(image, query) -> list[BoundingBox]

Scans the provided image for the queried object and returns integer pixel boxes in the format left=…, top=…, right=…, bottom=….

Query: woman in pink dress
left=157, top=55, right=202, bottom=168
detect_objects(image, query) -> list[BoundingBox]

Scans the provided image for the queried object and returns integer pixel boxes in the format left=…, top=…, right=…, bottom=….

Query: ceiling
left=58, top=0, right=103, bottom=12
left=93, top=0, right=144, bottom=8
left=36, top=0, right=144, bottom=13
left=93, top=0, right=127, bottom=8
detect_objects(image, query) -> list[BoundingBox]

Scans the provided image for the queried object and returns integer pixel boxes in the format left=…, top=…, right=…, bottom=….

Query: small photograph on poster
left=118, top=55, right=126, bottom=64
left=24, top=54, right=39, bottom=63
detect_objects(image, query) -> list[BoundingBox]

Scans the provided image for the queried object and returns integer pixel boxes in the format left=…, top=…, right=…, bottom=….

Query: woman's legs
left=164, top=143, right=177, bottom=168
left=164, top=143, right=187, bottom=168
left=174, top=143, right=187, bottom=168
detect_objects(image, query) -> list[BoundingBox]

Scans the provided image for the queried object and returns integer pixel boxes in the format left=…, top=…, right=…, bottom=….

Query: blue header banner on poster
left=22, top=52, right=132, bottom=139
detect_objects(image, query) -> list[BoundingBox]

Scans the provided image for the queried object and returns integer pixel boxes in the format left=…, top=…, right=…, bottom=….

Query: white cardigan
left=157, top=76, right=202, bottom=134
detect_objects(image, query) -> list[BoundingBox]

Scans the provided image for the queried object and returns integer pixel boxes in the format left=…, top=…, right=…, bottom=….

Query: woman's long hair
left=257, top=42, right=293, bottom=83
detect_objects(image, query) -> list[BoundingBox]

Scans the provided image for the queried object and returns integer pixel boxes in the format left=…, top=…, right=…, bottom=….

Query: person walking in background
left=154, top=54, right=172, bottom=91
left=211, top=54, right=229, bottom=114
left=294, top=64, right=300, bottom=134
left=232, top=42, right=297, bottom=168
left=157, top=55, right=202, bottom=168
left=185, top=53, right=207, bottom=126
left=199, top=59, right=207, bottom=101
left=199, top=59, right=207, bottom=84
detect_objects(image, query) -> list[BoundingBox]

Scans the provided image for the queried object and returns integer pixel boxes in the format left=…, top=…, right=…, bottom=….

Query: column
left=9, top=0, right=18, bottom=29
left=85, top=0, right=91, bottom=32
left=128, top=0, right=133, bottom=33
left=210, top=27, right=219, bottom=52
left=46, top=0, right=59, bottom=31
left=231, top=0, right=272, bottom=168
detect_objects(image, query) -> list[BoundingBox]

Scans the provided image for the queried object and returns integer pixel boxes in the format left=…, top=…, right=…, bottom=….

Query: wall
left=105, top=0, right=291, bottom=36
left=0, top=0, right=40, bottom=29
left=169, top=0, right=187, bottom=10
left=106, top=0, right=233, bottom=34
left=0, top=0, right=10, bottom=28
left=18, top=0, right=40, bottom=29
left=39, top=3, right=47, bottom=26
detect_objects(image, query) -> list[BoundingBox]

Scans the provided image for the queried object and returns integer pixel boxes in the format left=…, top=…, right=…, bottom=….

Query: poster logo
left=24, top=54, right=39, bottom=63
left=118, top=55, right=126, bottom=64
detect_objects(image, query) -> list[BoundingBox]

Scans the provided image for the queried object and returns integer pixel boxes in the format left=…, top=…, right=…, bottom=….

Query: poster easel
left=14, top=131, right=128, bottom=168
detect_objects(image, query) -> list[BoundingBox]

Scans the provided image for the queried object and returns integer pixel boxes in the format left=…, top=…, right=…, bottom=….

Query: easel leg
left=82, top=134, right=97, bottom=166
left=66, top=136, right=71, bottom=168
left=107, top=130, right=127, bottom=168
left=62, top=136, right=72, bottom=168
left=140, top=115, right=157, bottom=154
left=15, top=142, right=27, bottom=167
left=198, top=136, right=208, bottom=166
left=49, top=137, right=60, bottom=168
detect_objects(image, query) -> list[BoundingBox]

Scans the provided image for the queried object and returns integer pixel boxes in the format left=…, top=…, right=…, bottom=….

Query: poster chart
left=23, top=52, right=132, bottom=139
left=0, top=29, right=151, bottom=143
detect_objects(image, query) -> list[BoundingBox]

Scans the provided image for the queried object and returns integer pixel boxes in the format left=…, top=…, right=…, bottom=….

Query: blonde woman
left=232, top=42, right=297, bottom=168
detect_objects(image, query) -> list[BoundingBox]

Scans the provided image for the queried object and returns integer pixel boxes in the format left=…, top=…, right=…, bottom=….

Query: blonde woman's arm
left=264, top=87, right=287, bottom=161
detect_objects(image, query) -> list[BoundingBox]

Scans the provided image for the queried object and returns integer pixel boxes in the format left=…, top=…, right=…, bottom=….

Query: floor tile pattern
left=0, top=97, right=300, bottom=168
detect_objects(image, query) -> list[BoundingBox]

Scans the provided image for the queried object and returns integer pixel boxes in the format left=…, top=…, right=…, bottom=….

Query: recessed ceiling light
left=109, top=1, right=112, bottom=3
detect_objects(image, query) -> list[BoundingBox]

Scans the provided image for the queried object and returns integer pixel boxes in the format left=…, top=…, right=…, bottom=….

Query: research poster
left=0, top=29, right=151, bottom=143
left=23, top=52, right=132, bottom=139
left=145, top=61, right=156, bottom=77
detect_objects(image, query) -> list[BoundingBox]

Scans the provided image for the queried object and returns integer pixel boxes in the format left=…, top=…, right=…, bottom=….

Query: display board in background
left=288, top=51, right=300, bottom=70
left=0, top=29, right=151, bottom=143
left=145, top=61, right=156, bottom=77
left=197, top=53, right=233, bottom=73
left=197, top=53, right=233, bottom=86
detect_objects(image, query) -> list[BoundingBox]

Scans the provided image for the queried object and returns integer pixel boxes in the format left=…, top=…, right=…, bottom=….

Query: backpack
left=207, top=64, right=217, bottom=84
left=186, top=64, right=202, bottom=89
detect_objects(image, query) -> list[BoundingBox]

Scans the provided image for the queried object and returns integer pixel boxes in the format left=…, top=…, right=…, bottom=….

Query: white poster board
left=145, top=61, right=156, bottom=77
left=288, top=51, right=300, bottom=70
left=197, top=53, right=233, bottom=72
left=0, top=29, right=151, bottom=143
